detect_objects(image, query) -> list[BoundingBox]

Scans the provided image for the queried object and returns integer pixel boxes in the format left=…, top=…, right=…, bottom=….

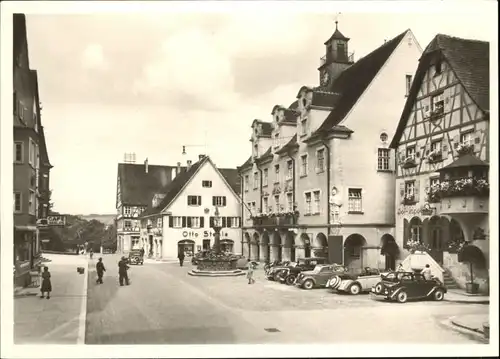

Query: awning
left=220, top=239, right=234, bottom=244
left=458, top=244, right=486, bottom=267
left=381, top=241, right=399, bottom=256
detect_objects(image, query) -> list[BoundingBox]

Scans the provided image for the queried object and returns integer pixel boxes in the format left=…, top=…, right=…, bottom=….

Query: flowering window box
left=430, top=177, right=489, bottom=199
left=429, top=106, right=444, bottom=120
left=402, top=194, right=416, bottom=205
left=456, top=143, right=474, bottom=156
left=427, top=151, right=443, bottom=163
left=402, top=158, right=417, bottom=169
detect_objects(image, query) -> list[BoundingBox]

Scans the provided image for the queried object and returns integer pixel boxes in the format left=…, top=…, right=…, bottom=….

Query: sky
left=18, top=2, right=497, bottom=215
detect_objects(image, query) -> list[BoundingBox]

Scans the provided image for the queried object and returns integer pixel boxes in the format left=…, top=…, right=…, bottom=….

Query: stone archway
left=297, top=233, right=311, bottom=259
left=283, top=231, right=296, bottom=262
left=243, top=232, right=251, bottom=259
left=313, top=232, right=328, bottom=259
left=251, top=233, right=260, bottom=261
left=260, top=231, right=270, bottom=263
left=344, top=234, right=367, bottom=272
left=270, top=231, right=282, bottom=262
left=380, top=234, right=398, bottom=270
left=409, top=216, right=423, bottom=243
left=449, top=218, right=465, bottom=251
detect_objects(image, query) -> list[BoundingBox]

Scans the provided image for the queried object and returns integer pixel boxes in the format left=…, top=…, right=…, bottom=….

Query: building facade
left=239, top=24, right=422, bottom=272
left=13, top=14, right=53, bottom=287
left=139, top=156, right=241, bottom=259
left=390, top=35, right=490, bottom=292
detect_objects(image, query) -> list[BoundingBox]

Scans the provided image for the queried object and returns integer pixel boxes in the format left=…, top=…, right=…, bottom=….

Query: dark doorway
left=385, top=255, right=396, bottom=270
left=290, top=247, right=296, bottom=262
left=148, top=235, right=153, bottom=256
left=203, top=239, right=211, bottom=250
left=304, top=244, right=311, bottom=258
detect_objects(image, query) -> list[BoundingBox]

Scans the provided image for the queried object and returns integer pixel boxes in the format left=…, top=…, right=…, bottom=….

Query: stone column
left=282, top=247, right=291, bottom=262
left=295, top=246, right=305, bottom=260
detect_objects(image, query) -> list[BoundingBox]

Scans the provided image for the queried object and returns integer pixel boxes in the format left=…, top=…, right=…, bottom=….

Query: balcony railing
left=251, top=213, right=297, bottom=227
left=429, top=177, right=489, bottom=199
left=320, top=51, right=355, bottom=66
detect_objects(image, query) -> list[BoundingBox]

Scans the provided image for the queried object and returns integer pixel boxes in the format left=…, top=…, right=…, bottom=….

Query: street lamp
left=212, top=206, right=222, bottom=254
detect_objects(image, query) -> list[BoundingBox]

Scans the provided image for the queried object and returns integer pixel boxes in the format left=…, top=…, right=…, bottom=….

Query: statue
left=329, top=186, right=343, bottom=224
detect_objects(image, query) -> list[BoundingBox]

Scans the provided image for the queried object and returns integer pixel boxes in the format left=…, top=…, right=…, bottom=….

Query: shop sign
left=47, top=215, right=66, bottom=226
left=397, top=204, right=434, bottom=217
left=182, top=230, right=230, bottom=238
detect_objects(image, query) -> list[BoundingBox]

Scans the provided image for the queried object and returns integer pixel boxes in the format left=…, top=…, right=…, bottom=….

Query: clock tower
left=318, top=21, right=355, bottom=88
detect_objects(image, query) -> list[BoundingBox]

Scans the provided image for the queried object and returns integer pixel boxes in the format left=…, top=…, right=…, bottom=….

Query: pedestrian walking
left=421, top=264, right=432, bottom=280
left=96, top=257, right=106, bottom=284
left=118, top=256, right=130, bottom=286
left=247, top=261, right=255, bottom=284
left=178, top=251, right=185, bottom=267
left=40, top=266, right=52, bottom=299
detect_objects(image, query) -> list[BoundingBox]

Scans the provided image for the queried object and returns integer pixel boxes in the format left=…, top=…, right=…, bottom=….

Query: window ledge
left=299, top=174, right=308, bottom=179
left=316, top=170, right=325, bottom=174
left=262, top=184, right=268, bottom=188
left=348, top=211, right=364, bottom=215
left=312, top=212, right=321, bottom=216
left=303, top=213, right=312, bottom=217
left=187, top=204, right=201, bottom=207
left=377, top=169, right=393, bottom=173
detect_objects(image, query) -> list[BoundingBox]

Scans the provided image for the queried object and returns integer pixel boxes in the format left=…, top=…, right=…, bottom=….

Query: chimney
left=199, top=154, right=206, bottom=161
left=187, top=160, right=192, bottom=170
left=177, top=162, right=181, bottom=175
left=144, top=158, right=149, bottom=173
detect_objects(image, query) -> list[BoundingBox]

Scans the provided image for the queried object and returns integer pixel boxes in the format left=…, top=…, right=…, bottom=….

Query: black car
left=265, top=261, right=292, bottom=281
left=371, top=271, right=447, bottom=303
left=276, top=258, right=327, bottom=285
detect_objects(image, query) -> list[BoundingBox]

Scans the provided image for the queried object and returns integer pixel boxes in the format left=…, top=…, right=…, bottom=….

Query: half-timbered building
left=390, top=35, right=490, bottom=293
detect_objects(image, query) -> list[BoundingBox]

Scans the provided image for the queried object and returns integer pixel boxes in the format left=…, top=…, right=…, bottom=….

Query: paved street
left=85, top=255, right=488, bottom=344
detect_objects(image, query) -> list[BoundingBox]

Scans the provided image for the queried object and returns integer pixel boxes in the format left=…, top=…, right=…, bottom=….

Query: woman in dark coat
left=40, top=266, right=52, bottom=299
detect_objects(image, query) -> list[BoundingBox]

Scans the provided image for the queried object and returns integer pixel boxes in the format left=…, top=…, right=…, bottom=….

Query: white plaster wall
left=160, top=160, right=242, bottom=258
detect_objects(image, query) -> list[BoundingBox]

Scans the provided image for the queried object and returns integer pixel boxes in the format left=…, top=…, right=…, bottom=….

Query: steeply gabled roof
left=313, top=29, right=409, bottom=137
left=219, top=168, right=241, bottom=194
left=276, top=134, right=299, bottom=155
left=251, top=119, right=273, bottom=137
left=140, top=156, right=240, bottom=217
left=311, top=90, right=341, bottom=108
left=13, top=14, right=28, bottom=67
left=282, top=108, right=299, bottom=124
left=390, top=34, right=489, bottom=148
left=324, top=23, right=350, bottom=44
left=118, top=163, right=179, bottom=206
left=239, top=155, right=253, bottom=171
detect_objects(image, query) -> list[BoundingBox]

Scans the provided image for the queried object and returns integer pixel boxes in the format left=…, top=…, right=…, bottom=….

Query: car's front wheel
left=303, top=279, right=314, bottom=290
left=396, top=291, right=408, bottom=303
left=349, top=283, right=362, bottom=295
left=433, top=289, right=445, bottom=301
left=285, top=275, right=296, bottom=285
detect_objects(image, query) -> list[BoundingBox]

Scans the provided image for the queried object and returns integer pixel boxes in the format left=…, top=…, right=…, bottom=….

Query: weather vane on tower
left=335, top=12, right=342, bottom=29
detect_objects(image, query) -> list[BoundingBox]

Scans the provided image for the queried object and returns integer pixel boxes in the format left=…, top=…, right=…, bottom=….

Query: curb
left=444, top=299, right=490, bottom=305
left=441, top=318, right=489, bottom=344
left=77, top=259, right=88, bottom=344
left=450, top=316, right=485, bottom=335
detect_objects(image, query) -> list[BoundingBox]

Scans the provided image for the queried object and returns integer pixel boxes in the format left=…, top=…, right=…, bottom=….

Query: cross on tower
left=334, top=12, right=342, bottom=29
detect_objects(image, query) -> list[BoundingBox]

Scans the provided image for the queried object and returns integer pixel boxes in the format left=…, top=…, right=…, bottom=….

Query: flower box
left=402, top=194, right=416, bottom=205
left=427, top=150, right=443, bottom=163
left=456, top=143, right=474, bottom=156
left=402, top=158, right=417, bottom=169
left=428, top=177, right=489, bottom=199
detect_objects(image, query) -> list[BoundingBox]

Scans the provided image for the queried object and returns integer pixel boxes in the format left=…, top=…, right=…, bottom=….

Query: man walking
left=118, top=256, right=130, bottom=286
left=96, top=257, right=106, bottom=284
left=178, top=250, right=185, bottom=267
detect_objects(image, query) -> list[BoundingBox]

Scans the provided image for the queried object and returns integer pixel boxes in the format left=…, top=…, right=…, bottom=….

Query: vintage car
left=277, top=258, right=327, bottom=285
left=326, top=267, right=389, bottom=295
left=295, top=264, right=348, bottom=290
left=370, top=271, right=447, bottom=303
left=127, top=249, right=144, bottom=265
left=266, top=261, right=292, bottom=281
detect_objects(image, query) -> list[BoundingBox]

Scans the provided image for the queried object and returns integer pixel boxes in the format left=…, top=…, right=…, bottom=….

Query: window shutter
left=212, top=196, right=215, bottom=206
left=198, top=196, right=201, bottom=205
left=187, top=217, right=192, bottom=228
left=444, top=96, right=451, bottom=112
left=227, top=217, right=232, bottom=227
left=424, top=178, right=430, bottom=197
left=389, top=149, right=395, bottom=171
left=238, top=217, right=242, bottom=228
left=399, top=149, right=406, bottom=163
left=222, top=217, right=227, bottom=228
left=425, top=143, right=431, bottom=156
left=474, top=130, right=482, bottom=144
left=403, top=219, right=410, bottom=249
left=182, top=216, right=186, bottom=228
left=209, top=216, right=214, bottom=228
left=223, top=197, right=227, bottom=206
left=169, top=216, right=173, bottom=228
left=399, top=182, right=405, bottom=197
left=200, top=216, right=205, bottom=228
left=452, top=135, right=460, bottom=148
left=415, top=179, right=420, bottom=202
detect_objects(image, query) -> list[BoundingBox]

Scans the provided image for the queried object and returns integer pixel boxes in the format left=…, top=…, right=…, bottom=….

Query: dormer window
left=435, top=61, right=442, bottom=75
left=302, top=98, right=307, bottom=108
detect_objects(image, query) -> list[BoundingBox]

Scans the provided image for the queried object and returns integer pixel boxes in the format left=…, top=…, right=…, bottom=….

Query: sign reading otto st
left=182, top=230, right=230, bottom=239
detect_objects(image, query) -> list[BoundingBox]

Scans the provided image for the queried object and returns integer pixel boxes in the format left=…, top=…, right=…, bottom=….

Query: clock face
left=322, top=71, right=329, bottom=85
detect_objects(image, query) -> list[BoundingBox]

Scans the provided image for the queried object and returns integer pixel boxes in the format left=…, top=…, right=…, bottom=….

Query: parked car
left=277, top=258, right=327, bottom=285
left=370, top=271, right=447, bottom=303
left=266, top=261, right=292, bottom=281
left=295, top=264, right=348, bottom=290
left=327, top=267, right=389, bottom=295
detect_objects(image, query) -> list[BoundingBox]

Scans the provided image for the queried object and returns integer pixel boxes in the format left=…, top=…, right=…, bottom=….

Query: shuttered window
left=187, top=195, right=202, bottom=206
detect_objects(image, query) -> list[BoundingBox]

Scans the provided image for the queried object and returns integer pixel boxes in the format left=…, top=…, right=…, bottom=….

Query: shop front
left=14, top=226, right=39, bottom=288
left=167, top=228, right=240, bottom=258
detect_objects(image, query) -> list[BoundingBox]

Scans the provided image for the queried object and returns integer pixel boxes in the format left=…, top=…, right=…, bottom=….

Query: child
left=247, top=261, right=255, bottom=284
left=40, top=266, right=52, bottom=299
